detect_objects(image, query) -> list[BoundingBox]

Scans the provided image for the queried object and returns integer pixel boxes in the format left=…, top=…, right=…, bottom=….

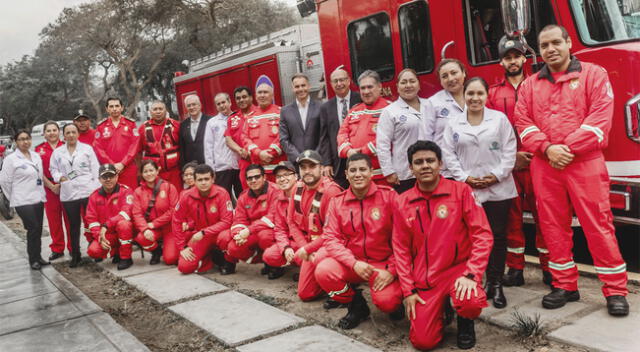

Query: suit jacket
left=318, top=91, right=362, bottom=171
left=279, top=99, right=322, bottom=163
left=179, top=114, right=211, bottom=167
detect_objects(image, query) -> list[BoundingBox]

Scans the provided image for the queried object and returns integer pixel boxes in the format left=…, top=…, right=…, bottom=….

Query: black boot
left=69, top=253, right=82, bottom=268
left=111, top=254, right=120, bottom=264
left=117, top=258, right=133, bottom=270
left=503, top=268, right=525, bottom=287
left=388, top=303, right=405, bottom=321
left=211, top=249, right=226, bottom=267
left=220, top=260, right=236, bottom=275
left=542, top=288, right=580, bottom=309
left=268, top=266, right=285, bottom=280
left=292, top=272, right=300, bottom=282
left=338, top=289, right=370, bottom=329
left=606, top=295, right=629, bottom=316
left=94, top=258, right=103, bottom=263
left=49, top=252, right=64, bottom=261
left=150, top=247, right=162, bottom=265
left=457, top=316, right=476, bottom=350
left=260, top=263, right=270, bottom=275
left=542, top=270, right=553, bottom=286
left=443, top=298, right=454, bottom=326
left=323, top=298, right=346, bottom=310
left=491, top=282, right=507, bottom=308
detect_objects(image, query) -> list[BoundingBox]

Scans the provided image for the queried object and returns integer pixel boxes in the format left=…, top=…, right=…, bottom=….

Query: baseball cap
left=273, top=161, right=296, bottom=175
left=99, top=164, right=117, bottom=177
left=498, top=35, right=526, bottom=58
left=296, top=150, right=323, bottom=165
left=73, top=110, right=91, bottom=121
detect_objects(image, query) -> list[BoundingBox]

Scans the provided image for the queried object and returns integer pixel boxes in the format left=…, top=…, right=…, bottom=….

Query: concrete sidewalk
left=0, top=222, right=149, bottom=352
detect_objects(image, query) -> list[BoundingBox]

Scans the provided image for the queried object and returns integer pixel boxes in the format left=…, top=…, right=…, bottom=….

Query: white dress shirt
left=336, top=92, right=351, bottom=126
left=204, top=112, right=238, bottom=172
left=0, top=150, right=46, bottom=207
left=49, top=142, right=100, bottom=202
left=297, top=96, right=311, bottom=130
left=441, top=107, right=517, bottom=204
left=190, top=113, right=202, bottom=140
left=377, top=97, right=433, bottom=181
left=426, top=89, right=465, bottom=178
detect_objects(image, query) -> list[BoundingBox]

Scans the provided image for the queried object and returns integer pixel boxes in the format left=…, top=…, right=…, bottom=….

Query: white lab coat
left=442, top=107, right=517, bottom=204
left=426, top=89, right=465, bottom=178
left=377, top=97, right=433, bottom=181
left=203, top=113, right=238, bottom=172
left=0, top=150, right=46, bottom=207
left=49, top=142, right=100, bottom=202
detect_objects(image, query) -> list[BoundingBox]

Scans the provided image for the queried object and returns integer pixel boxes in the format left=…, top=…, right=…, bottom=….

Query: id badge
left=68, top=170, right=78, bottom=180
left=37, top=179, right=42, bottom=186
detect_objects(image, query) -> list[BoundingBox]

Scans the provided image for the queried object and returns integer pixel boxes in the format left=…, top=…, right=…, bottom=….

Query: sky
left=0, top=0, right=299, bottom=66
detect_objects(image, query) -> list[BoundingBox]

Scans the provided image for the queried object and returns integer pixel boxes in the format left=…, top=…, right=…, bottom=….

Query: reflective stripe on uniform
left=264, top=164, right=277, bottom=171
left=338, top=142, right=351, bottom=154
left=537, top=247, right=549, bottom=254
left=270, top=144, right=282, bottom=154
left=311, top=199, right=321, bottom=209
left=231, top=224, right=248, bottom=231
left=143, top=243, right=156, bottom=250
left=328, top=284, right=350, bottom=297
left=507, top=247, right=526, bottom=254
left=548, top=260, right=575, bottom=271
left=119, top=211, right=130, bottom=221
left=594, top=263, right=626, bottom=275
left=260, top=216, right=275, bottom=228
left=367, top=141, right=376, bottom=155
left=580, top=124, right=604, bottom=143
left=520, top=126, right=540, bottom=140
left=247, top=144, right=258, bottom=151
left=246, top=250, right=258, bottom=264
left=119, top=239, right=132, bottom=245
left=88, top=222, right=101, bottom=229
left=372, top=168, right=383, bottom=176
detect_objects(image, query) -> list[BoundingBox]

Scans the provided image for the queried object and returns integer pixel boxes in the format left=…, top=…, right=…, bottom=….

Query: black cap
left=273, top=161, right=296, bottom=175
left=73, top=110, right=91, bottom=121
left=296, top=149, right=322, bottom=165
left=99, top=164, right=117, bottom=177
left=498, top=35, right=526, bottom=58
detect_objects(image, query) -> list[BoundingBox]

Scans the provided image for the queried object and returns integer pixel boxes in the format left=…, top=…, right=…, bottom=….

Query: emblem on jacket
left=440, top=108, right=449, bottom=117
left=159, top=190, right=166, bottom=198
left=569, top=78, right=580, bottom=90
left=227, top=201, right=233, bottom=211
left=489, top=141, right=500, bottom=151
left=453, top=132, right=459, bottom=143
left=436, top=204, right=448, bottom=219
left=371, top=208, right=381, bottom=220
left=210, top=206, right=217, bottom=213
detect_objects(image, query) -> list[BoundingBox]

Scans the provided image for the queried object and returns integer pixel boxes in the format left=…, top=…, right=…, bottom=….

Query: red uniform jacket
left=137, top=118, right=181, bottom=172
left=78, top=129, right=96, bottom=146
left=323, top=183, right=397, bottom=275
left=273, top=191, right=293, bottom=253
left=515, top=58, right=613, bottom=160
left=35, top=141, right=64, bottom=182
left=132, top=180, right=179, bottom=233
left=172, top=185, right=233, bottom=249
left=94, top=116, right=139, bottom=166
left=231, top=182, right=281, bottom=235
left=85, top=184, right=134, bottom=240
left=393, top=178, right=493, bottom=297
left=242, top=104, right=285, bottom=173
left=337, top=97, right=390, bottom=179
left=225, top=107, right=256, bottom=147
left=286, top=177, right=343, bottom=254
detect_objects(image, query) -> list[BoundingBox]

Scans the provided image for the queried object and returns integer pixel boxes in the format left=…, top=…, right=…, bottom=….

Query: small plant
left=510, top=308, right=545, bottom=337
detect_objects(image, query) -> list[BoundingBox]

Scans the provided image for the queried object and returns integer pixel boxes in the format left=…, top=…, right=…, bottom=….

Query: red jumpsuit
left=78, top=129, right=96, bottom=146
left=242, top=104, right=285, bottom=181
left=132, top=180, right=179, bottom=265
left=488, top=77, right=548, bottom=271
left=85, top=185, right=134, bottom=260
left=172, top=185, right=233, bottom=274
left=225, top=108, right=255, bottom=188
left=262, top=191, right=300, bottom=267
left=137, top=118, right=182, bottom=190
left=281, top=178, right=343, bottom=301
left=94, top=116, right=139, bottom=189
left=337, top=97, right=390, bottom=183
left=393, top=179, right=493, bottom=350
left=315, top=183, right=403, bottom=313
left=35, top=141, right=71, bottom=254
left=221, top=182, right=280, bottom=263
left=515, top=58, right=627, bottom=297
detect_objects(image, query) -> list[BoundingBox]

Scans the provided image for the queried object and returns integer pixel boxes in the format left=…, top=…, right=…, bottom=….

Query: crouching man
left=393, top=141, right=493, bottom=350
left=86, top=164, right=135, bottom=270
left=172, top=164, right=233, bottom=274
left=315, top=153, right=404, bottom=329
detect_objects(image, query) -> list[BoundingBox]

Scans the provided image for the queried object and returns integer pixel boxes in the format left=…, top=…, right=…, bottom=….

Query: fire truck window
left=399, top=1, right=434, bottom=73
left=347, top=13, right=395, bottom=82
left=464, top=0, right=557, bottom=65
left=570, top=0, right=640, bottom=44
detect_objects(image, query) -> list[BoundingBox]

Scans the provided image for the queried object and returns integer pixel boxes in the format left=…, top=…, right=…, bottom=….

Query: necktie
left=340, top=99, right=348, bottom=124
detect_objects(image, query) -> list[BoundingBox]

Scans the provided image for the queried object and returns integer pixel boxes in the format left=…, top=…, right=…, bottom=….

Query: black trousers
left=216, top=169, right=242, bottom=200
left=15, top=202, right=44, bottom=264
left=482, top=199, right=512, bottom=282
left=62, top=198, right=89, bottom=257
left=393, top=178, right=416, bottom=194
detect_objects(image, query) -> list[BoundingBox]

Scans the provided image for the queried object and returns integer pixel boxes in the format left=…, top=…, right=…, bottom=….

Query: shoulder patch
left=124, top=116, right=136, bottom=123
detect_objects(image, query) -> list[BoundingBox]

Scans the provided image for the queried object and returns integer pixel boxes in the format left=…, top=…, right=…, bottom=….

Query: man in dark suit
left=318, top=67, right=361, bottom=189
left=280, top=73, right=322, bottom=164
left=179, top=95, right=211, bottom=167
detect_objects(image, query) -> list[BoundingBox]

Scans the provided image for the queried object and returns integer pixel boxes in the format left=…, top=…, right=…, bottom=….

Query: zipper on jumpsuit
left=359, top=200, right=368, bottom=260
left=416, top=202, right=432, bottom=289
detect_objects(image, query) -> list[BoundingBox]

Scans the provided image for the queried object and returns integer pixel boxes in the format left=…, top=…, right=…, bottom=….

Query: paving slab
left=170, top=291, right=305, bottom=346
left=88, top=312, right=152, bottom=352
left=0, top=243, right=23, bottom=263
left=480, top=286, right=544, bottom=320
left=125, top=268, right=227, bottom=304
left=547, top=295, right=639, bottom=352
left=237, top=325, right=382, bottom=352
left=0, top=259, right=58, bottom=305
left=489, top=299, right=590, bottom=329
left=99, top=249, right=172, bottom=278
left=41, top=265, right=102, bottom=315
left=0, top=291, right=86, bottom=336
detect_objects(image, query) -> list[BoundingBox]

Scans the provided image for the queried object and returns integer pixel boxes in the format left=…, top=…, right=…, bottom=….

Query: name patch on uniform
left=159, top=190, right=166, bottom=198
left=226, top=201, right=233, bottom=211
left=436, top=204, right=449, bottom=219
left=371, top=208, right=381, bottom=220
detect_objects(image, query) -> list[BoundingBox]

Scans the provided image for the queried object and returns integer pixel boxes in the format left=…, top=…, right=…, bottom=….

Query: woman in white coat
left=442, top=77, right=517, bottom=309
left=50, top=123, right=100, bottom=267
left=0, top=130, right=48, bottom=270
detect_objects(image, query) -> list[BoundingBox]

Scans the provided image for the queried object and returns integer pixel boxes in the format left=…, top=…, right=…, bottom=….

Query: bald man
left=179, top=95, right=211, bottom=167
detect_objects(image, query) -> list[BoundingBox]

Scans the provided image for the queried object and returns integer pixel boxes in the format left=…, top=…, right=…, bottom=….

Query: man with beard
left=488, top=36, right=550, bottom=287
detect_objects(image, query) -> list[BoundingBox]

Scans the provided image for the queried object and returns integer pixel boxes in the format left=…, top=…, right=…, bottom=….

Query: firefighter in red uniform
left=132, top=160, right=180, bottom=265
left=487, top=36, right=550, bottom=287
left=86, top=164, right=135, bottom=270
left=225, top=86, right=256, bottom=189
left=74, top=112, right=96, bottom=145
left=315, top=153, right=404, bottom=329
left=137, top=101, right=182, bottom=190
left=394, top=141, right=493, bottom=350
left=220, top=164, right=281, bottom=277
left=242, top=83, right=286, bottom=181
left=515, top=25, right=629, bottom=316
left=93, top=97, right=140, bottom=189
left=172, top=164, right=233, bottom=274
left=337, top=70, right=390, bottom=184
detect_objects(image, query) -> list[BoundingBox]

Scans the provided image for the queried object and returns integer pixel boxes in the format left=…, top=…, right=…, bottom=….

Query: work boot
left=268, top=266, right=285, bottom=280
left=323, top=298, right=346, bottom=310
left=503, top=268, right=525, bottom=287
left=388, top=304, right=405, bottom=321
left=443, top=298, right=454, bottom=326
left=485, top=281, right=507, bottom=308
left=37, top=257, right=51, bottom=266
left=69, top=253, right=82, bottom=268
left=94, top=258, right=103, bottom=263
left=211, top=249, right=226, bottom=267
left=542, top=288, right=580, bottom=309
left=606, top=295, right=629, bottom=316
left=260, top=263, right=270, bottom=275
left=457, top=316, right=476, bottom=350
left=117, top=258, right=133, bottom=270
left=49, top=252, right=64, bottom=261
left=542, top=270, right=553, bottom=286
left=220, top=261, right=236, bottom=275
left=338, top=289, right=370, bottom=329
left=292, top=272, right=300, bottom=282
left=111, top=255, right=120, bottom=264
left=149, top=247, right=162, bottom=265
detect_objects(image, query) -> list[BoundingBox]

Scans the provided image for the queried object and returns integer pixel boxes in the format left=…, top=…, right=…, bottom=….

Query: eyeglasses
left=246, top=174, right=264, bottom=181
left=275, top=172, right=295, bottom=180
